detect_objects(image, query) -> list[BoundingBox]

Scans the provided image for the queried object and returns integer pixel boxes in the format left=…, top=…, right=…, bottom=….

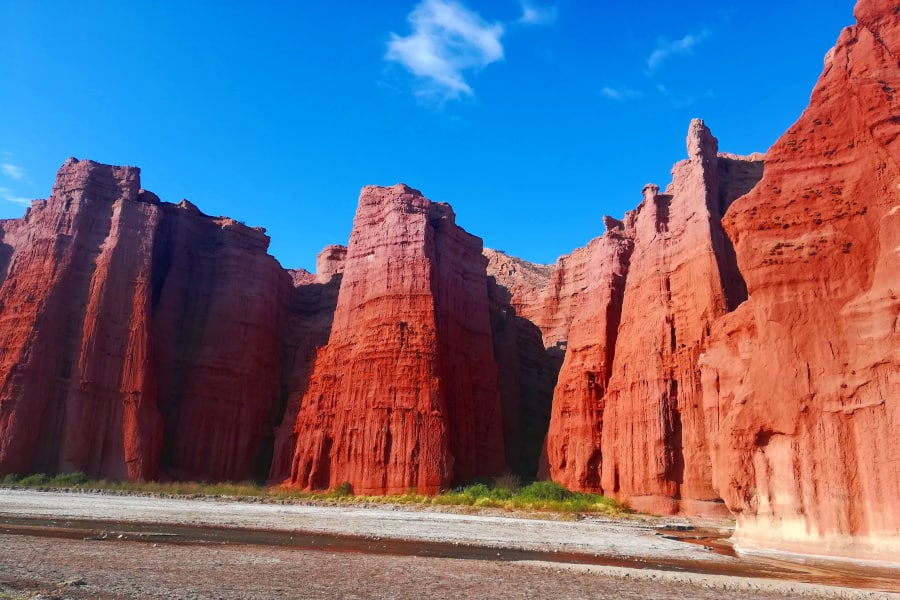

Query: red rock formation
left=540, top=121, right=763, bottom=516
left=596, top=122, right=761, bottom=516
left=0, top=159, right=297, bottom=482
left=288, top=185, right=506, bottom=494
left=269, top=247, right=344, bottom=482
left=149, top=200, right=291, bottom=482
left=541, top=225, right=633, bottom=491
left=0, top=160, right=164, bottom=481
left=701, top=0, right=900, bottom=559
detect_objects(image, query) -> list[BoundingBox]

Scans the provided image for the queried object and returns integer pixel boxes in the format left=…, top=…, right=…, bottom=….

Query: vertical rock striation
left=539, top=121, right=764, bottom=515
left=0, top=159, right=298, bottom=483
left=701, top=0, right=900, bottom=559
left=288, top=185, right=506, bottom=494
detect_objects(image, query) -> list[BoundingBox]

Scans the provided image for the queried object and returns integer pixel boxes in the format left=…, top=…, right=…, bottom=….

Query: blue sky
left=1, top=1, right=854, bottom=271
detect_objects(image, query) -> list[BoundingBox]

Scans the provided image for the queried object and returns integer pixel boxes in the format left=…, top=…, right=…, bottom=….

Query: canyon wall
left=0, top=0, right=896, bottom=563
left=0, top=159, right=335, bottom=483
left=700, top=0, right=900, bottom=559
left=287, top=185, right=507, bottom=494
left=537, top=121, right=763, bottom=515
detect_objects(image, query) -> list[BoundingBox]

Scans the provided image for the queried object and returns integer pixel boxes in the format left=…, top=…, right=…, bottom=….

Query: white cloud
left=600, top=85, right=641, bottom=102
left=646, top=29, right=709, bottom=71
left=518, top=1, right=557, bottom=26
left=0, top=186, right=31, bottom=206
left=1, top=163, right=26, bottom=180
left=386, top=0, right=505, bottom=99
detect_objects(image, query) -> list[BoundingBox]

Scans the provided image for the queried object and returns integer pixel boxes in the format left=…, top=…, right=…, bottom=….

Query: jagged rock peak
left=51, top=157, right=141, bottom=204
left=686, top=118, right=718, bottom=164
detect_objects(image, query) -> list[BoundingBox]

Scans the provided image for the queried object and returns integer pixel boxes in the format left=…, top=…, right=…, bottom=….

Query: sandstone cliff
left=537, top=122, right=763, bottom=515
left=700, top=0, right=900, bottom=560
left=287, top=185, right=507, bottom=494
left=0, top=159, right=307, bottom=482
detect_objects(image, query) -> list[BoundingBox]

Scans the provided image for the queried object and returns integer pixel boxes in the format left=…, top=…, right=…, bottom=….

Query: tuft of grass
left=50, top=471, right=90, bottom=487
left=1, top=473, right=21, bottom=485
left=17, top=473, right=51, bottom=487
left=518, top=480, right=571, bottom=502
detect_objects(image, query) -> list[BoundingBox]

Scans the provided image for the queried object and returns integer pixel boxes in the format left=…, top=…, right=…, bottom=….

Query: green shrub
left=50, top=471, right=90, bottom=487
left=18, top=473, right=51, bottom=487
left=1, top=473, right=21, bottom=484
left=518, top=480, right=572, bottom=501
left=460, top=483, right=490, bottom=498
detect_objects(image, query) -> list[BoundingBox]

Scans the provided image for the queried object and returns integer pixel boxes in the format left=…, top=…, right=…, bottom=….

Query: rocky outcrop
left=541, top=122, right=763, bottom=515
left=700, top=0, right=900, bottom=559
left=0, top=159, right=298, bottom=482
left=287, top=185, right=506, bottom=494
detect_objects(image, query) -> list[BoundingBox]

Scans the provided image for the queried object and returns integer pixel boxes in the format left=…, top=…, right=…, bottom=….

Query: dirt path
left=0, top=489, right=897, bottom=599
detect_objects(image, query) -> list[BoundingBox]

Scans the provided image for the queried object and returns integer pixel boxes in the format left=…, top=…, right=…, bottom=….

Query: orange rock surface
left=287, top=185, right=507, bottom=494
left=700, top=0, right=900, bottom=559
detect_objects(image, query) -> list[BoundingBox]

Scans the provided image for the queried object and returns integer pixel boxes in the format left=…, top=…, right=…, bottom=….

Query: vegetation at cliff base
left=1, top=471, right=628, bottom=517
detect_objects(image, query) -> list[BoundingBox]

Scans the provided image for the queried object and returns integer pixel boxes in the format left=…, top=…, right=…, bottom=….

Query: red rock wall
left=542, top=228, right=633, bottom=491
left=0, top=159, right=299, bottom=483
left=539, top=121, right=763, bottom=516
left=700, top=0, right=900, bottom=559
left=149, top=201, right=291, bottom=482
left=0, top=160, right=163, bottom=481
left=599, top=122, right=760, bottom=516
left=288, top=185, right=506, bottom=494
left=269, top=250, right=343, bottom=482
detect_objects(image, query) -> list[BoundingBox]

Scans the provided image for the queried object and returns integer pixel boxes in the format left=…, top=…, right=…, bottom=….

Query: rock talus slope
left=287, top=185, right=506, bottom=494
left=700, top=0, right=900, bottom=559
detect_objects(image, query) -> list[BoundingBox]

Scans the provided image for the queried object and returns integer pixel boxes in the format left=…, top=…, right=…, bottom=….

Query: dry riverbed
left=0, top=489, right=897, bottom=599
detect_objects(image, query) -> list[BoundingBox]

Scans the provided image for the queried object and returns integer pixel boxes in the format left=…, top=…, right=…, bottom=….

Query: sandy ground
left=0, top=489, right=898, bottom=599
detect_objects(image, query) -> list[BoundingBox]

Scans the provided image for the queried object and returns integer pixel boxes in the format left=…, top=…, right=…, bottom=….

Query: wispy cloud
left=386, top=0, right=505, bottom=99
left=517, top=1, right=557, bottom=26
left=1, top=163, right=26, bottom=180
left=600, top=85, right=641, bottom=102
left=0, top=186, right=31, bottom=207
left=646, top=29, right=710, bottom=71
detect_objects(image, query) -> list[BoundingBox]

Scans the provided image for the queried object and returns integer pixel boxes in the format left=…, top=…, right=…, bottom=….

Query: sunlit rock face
left=701, top=0, right=900, bottom=560
left=540, top=120, right=763, bottom=516
left=287, top=184, right=507, bottom=494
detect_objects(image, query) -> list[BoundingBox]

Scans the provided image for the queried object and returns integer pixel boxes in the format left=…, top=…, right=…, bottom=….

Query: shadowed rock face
left=287, top=185, right=507, bottom=494
left=700, top=0, right=900, bottom=560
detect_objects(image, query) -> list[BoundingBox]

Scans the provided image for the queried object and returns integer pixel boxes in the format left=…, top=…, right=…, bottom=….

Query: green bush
left=518, top=480, right=572, bottom=501
left=460, top=483, right=491, bottom=498
left=50, top=471, right=90, bottom=487
left=18, top=473, right=51, bottom=487
left=2, top=473, right=21, bottom=484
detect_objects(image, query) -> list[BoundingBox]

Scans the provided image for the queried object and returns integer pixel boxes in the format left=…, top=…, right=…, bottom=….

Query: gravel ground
left=0, top=489, right=897, bottom=600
